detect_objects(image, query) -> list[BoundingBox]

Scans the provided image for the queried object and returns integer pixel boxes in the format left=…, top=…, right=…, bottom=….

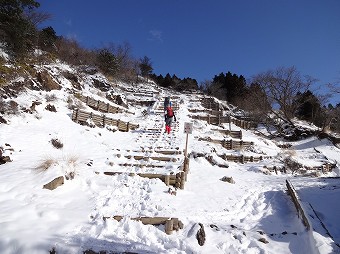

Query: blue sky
left=38, top=0, right=340, bottom=104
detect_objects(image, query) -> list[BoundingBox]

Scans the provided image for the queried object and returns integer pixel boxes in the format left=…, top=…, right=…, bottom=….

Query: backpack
left=167, top=107, right=174, bottom=117
left=164, top=97, right=170, bottom=108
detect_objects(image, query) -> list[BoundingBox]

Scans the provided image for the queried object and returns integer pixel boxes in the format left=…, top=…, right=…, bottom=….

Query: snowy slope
left=0, top=62, right=340, bottom=254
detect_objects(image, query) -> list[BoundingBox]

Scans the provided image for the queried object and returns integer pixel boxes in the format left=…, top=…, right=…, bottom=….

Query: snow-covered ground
left=0, top=63, right=340, bottom=254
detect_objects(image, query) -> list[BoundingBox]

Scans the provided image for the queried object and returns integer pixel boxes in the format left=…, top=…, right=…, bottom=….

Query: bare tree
left=139, top=56, right=153, bottom=81
left=114, top=42, right=136, bottom=81
left=25, top=9, right=51, bottom=26
left=319, top=105, right=340, bottom=133
left=97, top=42, right=137, bottom=82
left=331, top=106, right=340, bottom=133
left=327, top=83, right=340, bottom=95
left=238, top=83, right=270, bottom=118
left=252, top=66, right=316, bottom=126
left=199, top=80, right=212, bottom=93
left=56, top=37, right=96, bottom=66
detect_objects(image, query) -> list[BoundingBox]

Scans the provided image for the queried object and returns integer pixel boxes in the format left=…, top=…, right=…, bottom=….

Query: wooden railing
left=200, top=98, right=220, bottom=111
left=286, top=180, right=310, bottom=230
left=102, top=156, right=190, bottom=190
left=218, top=154, right=263, bottom=163
left=211, top=129, right=243, bottom=139
left=79, top=95, right=130, bottom=114
left=198, top=137, right=253, bottom=150
left=71, top=109, right=139, bottom=132
left=189, top=114, right=255, bottom=129
left=190, top=114, right=228, bottom=125
left=103, top=216, right=183, bottom=235
left=188, top=108, right=221, bottom=115
left=102, top=171, right=183, bottom=188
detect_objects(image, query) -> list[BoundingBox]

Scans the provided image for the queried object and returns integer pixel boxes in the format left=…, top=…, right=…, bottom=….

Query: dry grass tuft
left=36, top=158, right=56, bottom=171
left=66, top=155, right=79, bottom=165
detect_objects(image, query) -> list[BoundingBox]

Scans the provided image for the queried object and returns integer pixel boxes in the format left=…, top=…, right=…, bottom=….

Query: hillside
left=0, top=59, right=340, bottom=254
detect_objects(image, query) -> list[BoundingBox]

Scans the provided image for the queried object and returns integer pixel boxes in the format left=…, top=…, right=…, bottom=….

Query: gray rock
left=221, top=176, right=235, bottom=184
left=196, top=223, right=206, bottom=246
left=43, top=176, right=64, bottom=190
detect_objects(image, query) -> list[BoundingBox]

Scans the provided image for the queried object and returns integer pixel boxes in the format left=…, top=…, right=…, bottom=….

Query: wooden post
left=239, top=130, right=242, bottom=139
left=165, top=219, right=174, bottom=235
left=184, top=170, right=188, bottom=182
left=230, top=139, right=233, bottom=150
left=172, top=218, right=179, bottom=231
left=185, top=156, right=190, bottom=174
left=165, top=175, right=170, bottom=186
left=107, top=103, right=110, bottom=113
left=229, top=114, right=231, bottom=131
left=86, top=96, right=89, bottom=104
left=241, top=155, right=245, bottom=164
left=97, top=100, right=100, bottom=110
left=180, top=171, right=185, bottom=189
left=127, top=122, right=130, bottom=132
left=102, top=115, right=105, bottom=127
left=175, top=173, right=181, bottom=188
left=184, top=133, right=189, bottom=158
left=74, top=108, right=79, bottom=122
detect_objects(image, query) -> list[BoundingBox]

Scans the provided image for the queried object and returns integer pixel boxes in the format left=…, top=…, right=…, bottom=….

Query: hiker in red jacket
left=164, top=105, right=176, bottom=134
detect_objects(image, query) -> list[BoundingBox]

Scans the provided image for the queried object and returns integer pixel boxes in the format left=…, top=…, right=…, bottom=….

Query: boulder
left=63, top=71, right=82, bottom=90
left=221, top=176, right=235, bottom=184
left=45, top=104, right=57, bottom=112
left=0, top=115, right=6, bottom=124
left=196, top=223, right=206, bottom=246
left=36, top=70, right=61, bottom=91
left=0, top=156, right=11, bottom=165
left=258, top=237, right=269, bottom=244
left=43, top=176, right=64, bottom=190
left=92, top=78, right=110, bottom=92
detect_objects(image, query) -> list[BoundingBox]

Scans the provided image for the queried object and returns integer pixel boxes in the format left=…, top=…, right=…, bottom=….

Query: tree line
left=202, top=67, right=339, bottom=134
left=149, top=73, right=198, bottom=92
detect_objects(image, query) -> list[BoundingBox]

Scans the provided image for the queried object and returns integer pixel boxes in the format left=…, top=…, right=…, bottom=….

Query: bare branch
left=252, top=66, right=316, bottom=125
left=327, top=83, right=340, bottom=94
left=25, top=10, right=52, bottom=26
